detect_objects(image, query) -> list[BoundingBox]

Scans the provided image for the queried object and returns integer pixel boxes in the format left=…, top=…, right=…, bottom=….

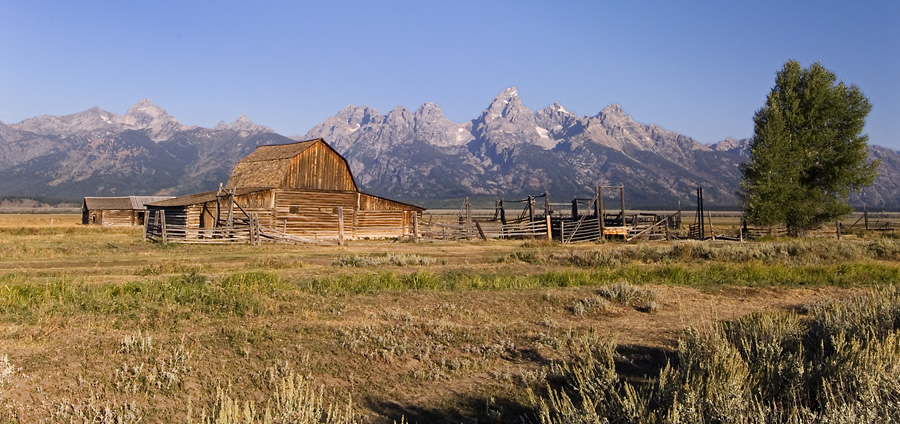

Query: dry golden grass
left=0, top=213, right=897, bottom=423
left=0, top=213, right=81, bottom=228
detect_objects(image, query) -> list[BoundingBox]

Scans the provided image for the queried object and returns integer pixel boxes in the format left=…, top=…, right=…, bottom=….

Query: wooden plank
left=142, top=210, right=149, bottom=240
left=473, top=220, right=487, bottom=241
left=337, top=207, right=344, bottom=246
left=160, top=210, right=168, bottom=244
left=627, top=217, right=668, bottom=242
left=99, top=210, right=134, bottom=227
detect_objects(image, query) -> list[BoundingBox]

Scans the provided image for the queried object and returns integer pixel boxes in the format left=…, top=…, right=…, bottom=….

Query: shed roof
left=146, top=188, right=271, bottom=207
left=83, top=196, right=174, bottom=210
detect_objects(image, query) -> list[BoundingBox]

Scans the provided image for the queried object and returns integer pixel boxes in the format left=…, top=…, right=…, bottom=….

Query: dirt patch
left=0, top=284, right=864, bottom=423
left=0, top=215, right=893, bottom=422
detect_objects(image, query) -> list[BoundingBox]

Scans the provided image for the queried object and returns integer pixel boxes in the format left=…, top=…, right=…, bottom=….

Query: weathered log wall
left=146, top=188, right=420, bottom=243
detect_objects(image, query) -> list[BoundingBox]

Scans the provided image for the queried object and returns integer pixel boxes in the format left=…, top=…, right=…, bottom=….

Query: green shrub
left=532, top=286, right=900, bottom=423
left=193, top=370, right=357, bottom=424
left=597, top=282, right=658, bottom=312
left=334, top=253, right=437, bottom=267
left=530, top=333, right=646, bottom=424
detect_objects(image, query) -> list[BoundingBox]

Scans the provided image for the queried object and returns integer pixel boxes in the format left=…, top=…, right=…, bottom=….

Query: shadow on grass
left=364, top=344, right=674, bottom=424
left=614, top=344, right=674, bottom=386
left=369, top=394, right=532, bottom=424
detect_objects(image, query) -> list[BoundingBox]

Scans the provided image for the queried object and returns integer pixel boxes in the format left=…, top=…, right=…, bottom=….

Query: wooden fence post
left=474, top=220, right=487, bottom=241
left=142, top=211, right=150, bottom=240
left=249, top=213, right=259, bottom=245
left=546, top=215, right=552, bottom=241
left=160, top=210, right=168, bottom=244
left=412, top=212, right=419, bottom=243
left=741, top=217, right=747, bottom=242
left=337, top=207, right=345, bottom=246
left=836, top=220, right=842, bottom=240
left=528, top=196, right=535, bottom=225
left=227, top=193, right=234, bottom=228
left=697, top=187, right=705, bottom=240
left=544, top=191, right=551, bottom=217
left=596, top=186, right=604, bottom=240
left=864, top=206, right=869, bottom=232
left=466, top=199, right=472, bottom=239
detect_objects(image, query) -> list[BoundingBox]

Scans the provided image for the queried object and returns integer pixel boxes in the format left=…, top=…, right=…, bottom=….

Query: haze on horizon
left=2, top=1, right=898, bottom=149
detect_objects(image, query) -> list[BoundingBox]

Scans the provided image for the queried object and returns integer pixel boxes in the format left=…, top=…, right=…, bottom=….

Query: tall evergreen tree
left=739, top=60, right=879, bottom=235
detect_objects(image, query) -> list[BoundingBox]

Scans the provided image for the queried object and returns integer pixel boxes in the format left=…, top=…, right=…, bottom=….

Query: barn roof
left=146, top=188, right=271, bottom=207
left=226, top=138, right=359, bottom=191
left=238, top=139, right=319, bottom=162
left=83, top=196, right=174, bottom=210
left=151, top=138, right=424, bottom=213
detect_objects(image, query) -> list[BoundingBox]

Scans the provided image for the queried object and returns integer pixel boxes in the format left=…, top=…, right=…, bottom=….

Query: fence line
left=146, top=210, right=415, bottom=245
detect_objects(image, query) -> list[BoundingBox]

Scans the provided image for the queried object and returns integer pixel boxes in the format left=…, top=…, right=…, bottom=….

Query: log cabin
left=145, top=138, right=424, bottom=243
left=82, top=196, right=174, bottom=226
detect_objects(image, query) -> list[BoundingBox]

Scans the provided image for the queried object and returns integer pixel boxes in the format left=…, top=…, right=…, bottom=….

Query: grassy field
left=0, top=213, right=898, bottom=423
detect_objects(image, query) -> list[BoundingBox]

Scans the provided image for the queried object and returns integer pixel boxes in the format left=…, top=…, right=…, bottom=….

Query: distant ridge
left=0, top=100, right=290, bottom=199
left=2, top=92, right=899, bottom=209
left=303, top=87, right=900, bottom=209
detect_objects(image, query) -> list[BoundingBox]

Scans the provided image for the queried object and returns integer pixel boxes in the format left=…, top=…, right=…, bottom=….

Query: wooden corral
left=420, top=187, right=682, bottom=243
left=82, top=196, right=174, bottom=227
left=145, top=139, right=424, bottom=244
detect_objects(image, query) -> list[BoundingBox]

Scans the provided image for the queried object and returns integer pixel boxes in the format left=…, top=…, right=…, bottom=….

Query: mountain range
left=1, top=89, right=898, bottom=209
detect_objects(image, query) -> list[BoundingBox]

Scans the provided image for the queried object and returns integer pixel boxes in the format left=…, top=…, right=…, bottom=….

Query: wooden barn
left=82, top=196, right=174, bottom=227
left=144, top=138, right=425, bottom=243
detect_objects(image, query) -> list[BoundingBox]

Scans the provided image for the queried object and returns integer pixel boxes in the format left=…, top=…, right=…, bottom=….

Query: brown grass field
left=0, top=213, right=898, bottom=423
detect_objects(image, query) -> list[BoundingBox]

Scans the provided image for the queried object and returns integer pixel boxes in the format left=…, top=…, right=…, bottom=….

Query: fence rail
left=418, top=217, right=551, bottom=241
left=145, top=207, right=415, bottom=245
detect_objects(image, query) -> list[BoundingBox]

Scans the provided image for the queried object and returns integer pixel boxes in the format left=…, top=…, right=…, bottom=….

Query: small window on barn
left=289, top=205, right=300, bottom=214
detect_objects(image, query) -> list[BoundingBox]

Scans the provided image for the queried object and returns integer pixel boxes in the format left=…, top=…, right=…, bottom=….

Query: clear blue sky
left=2, top=1, right=898, bottom=149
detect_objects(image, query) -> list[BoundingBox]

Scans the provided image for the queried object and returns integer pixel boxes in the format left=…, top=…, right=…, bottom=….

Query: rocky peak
left=11, top=106, right=120, bottom=137
left=537, top=103, right=571, bottom=121
left=120, top=99, right=188, bottom=141
left=302, top=105, right=384, bottom=153
left=123, top=99, right=174, bottom=127
left=414, top=102, right=445, bottom=122
left=336, top=105, right=383, bottom=128
left=535, top=102, right=581, bottom=133
left=478, top=87, right=532, bottom=125
left=10, top=101, right=190, bottom=141
left=710, top=137, right=750, bottom=156
left=413, top=102, right=472, bottom=147
left=576, top=103, right=708, bottom=161
left=471, top=87, right=542, bottom=151
left=584, top=104, right=636, bottom=140
left=384, top=106, right=412, bottom=127
left=214, top=114, right=272, bottom=135
left=595, top=104, right=631, bottom=125
left=546, top=102, right=573, bottom=117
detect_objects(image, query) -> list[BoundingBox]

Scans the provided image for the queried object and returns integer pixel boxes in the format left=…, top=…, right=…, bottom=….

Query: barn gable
left=226, top=138, right=358, bottom=192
